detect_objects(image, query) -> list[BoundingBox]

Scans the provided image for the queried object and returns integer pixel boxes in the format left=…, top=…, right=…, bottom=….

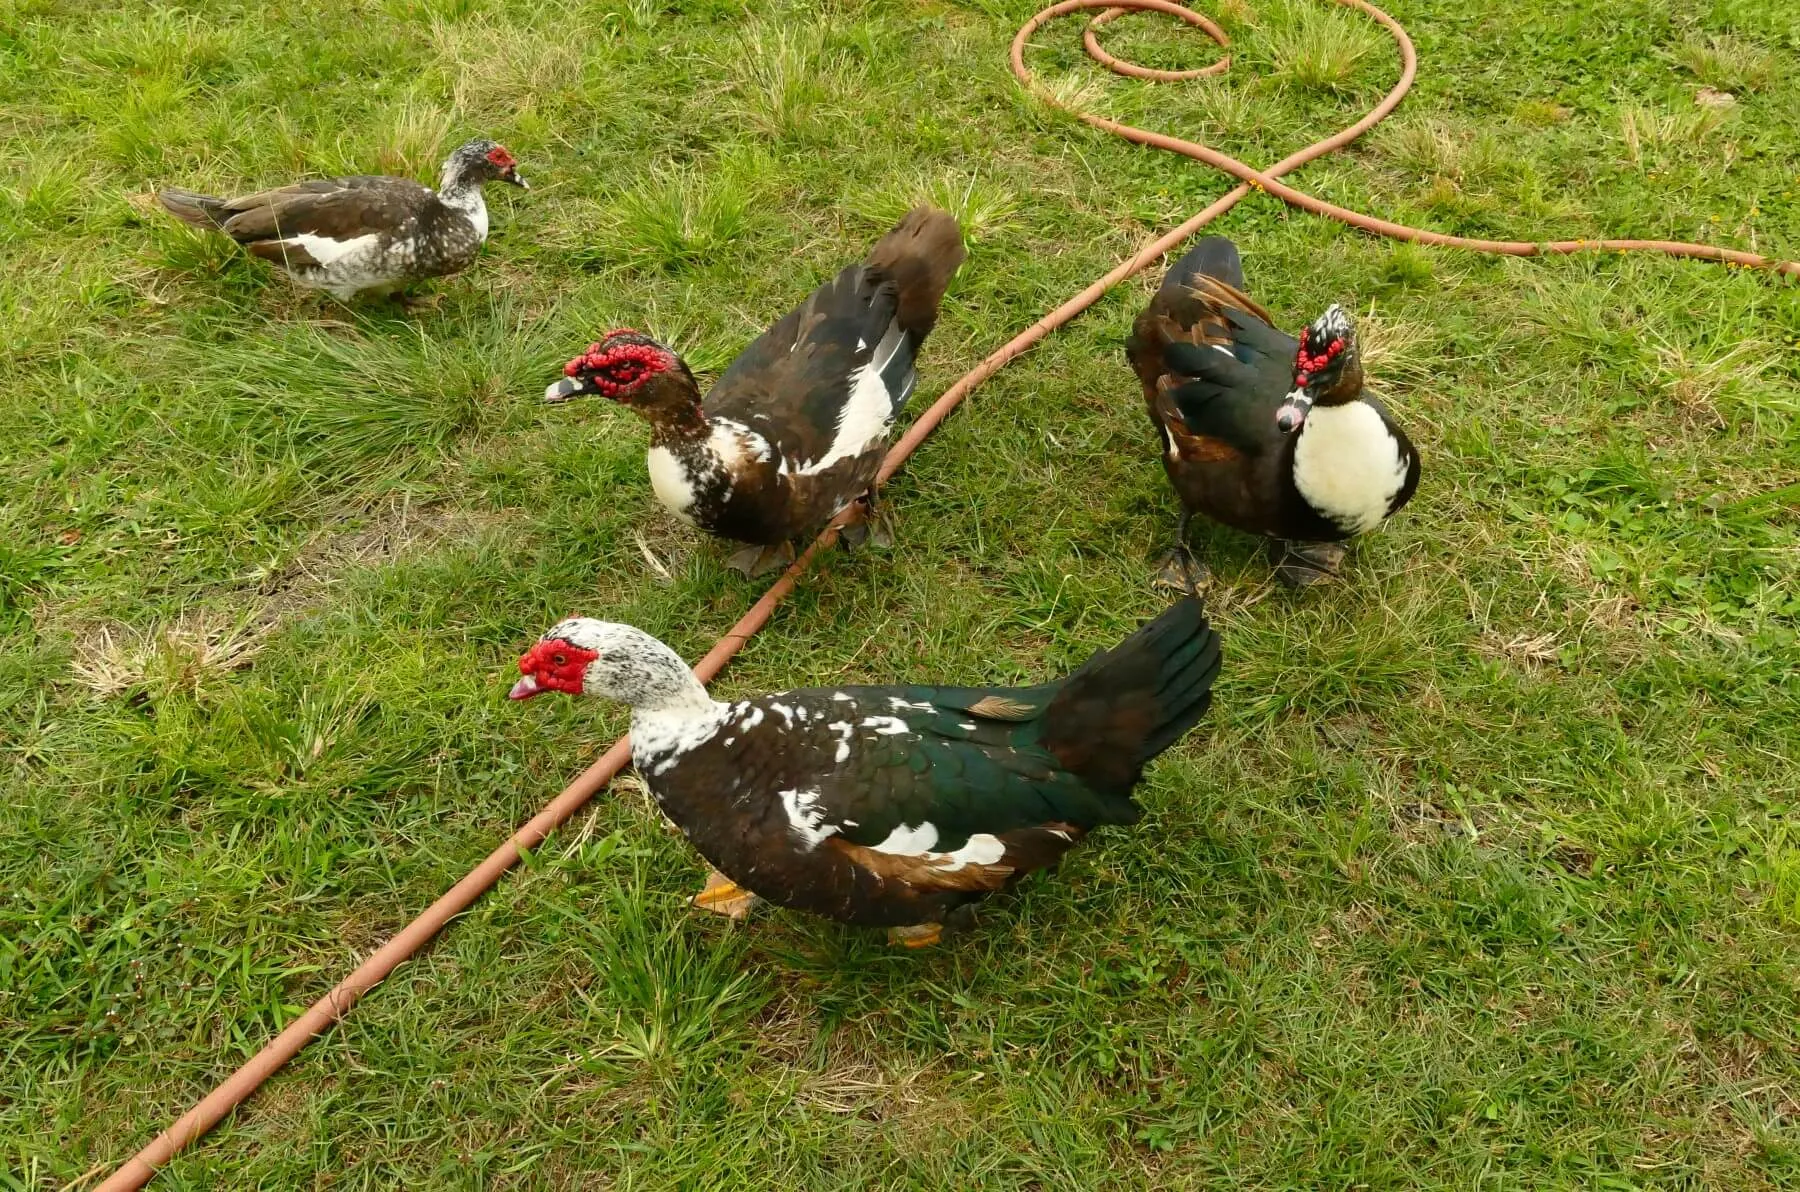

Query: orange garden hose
left=94, top=2, right=1799, bottom=1187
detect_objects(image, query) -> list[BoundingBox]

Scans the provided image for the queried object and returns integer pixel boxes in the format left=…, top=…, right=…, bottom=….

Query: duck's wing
left=1126, top=237, right=1298, bottom=456
left=704, top=261, right=905, bottom=474
left=727, top=600, right=1219, bottom=894
left=704, top=208, right=963, bottom=476
left=205, top=176, right=432, bottom=265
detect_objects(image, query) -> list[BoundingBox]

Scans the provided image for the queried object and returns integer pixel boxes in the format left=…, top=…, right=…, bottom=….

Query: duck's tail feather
left=1041, top=597, right=1222, bottom=800
left=157, top=188, right=231, bottom=230
left=1163, top=235, right=1247, bottom=294
left=864, top=206, right=966, bottom=344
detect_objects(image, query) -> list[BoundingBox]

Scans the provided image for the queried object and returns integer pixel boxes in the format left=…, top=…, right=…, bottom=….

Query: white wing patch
left=858, top=715, right=909, bottom=735
left=288, top=231, right=380, bottom=267
left=780, top=787, right=839, bottom=848
left=827, top=721, right=855, bottom=763
left=781, top=317, right=905, bottom=477
left=1291, top=399, right=1411, bottom=535
left=870, top=822, right=1007, bottom=872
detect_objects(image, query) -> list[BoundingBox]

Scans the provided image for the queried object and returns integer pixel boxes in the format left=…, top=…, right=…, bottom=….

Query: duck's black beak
left=1275, top=390, right=1313, bottom=434
left=503, top=166, right=528, bottom=189
left=543, top=376, right=587, bottom=404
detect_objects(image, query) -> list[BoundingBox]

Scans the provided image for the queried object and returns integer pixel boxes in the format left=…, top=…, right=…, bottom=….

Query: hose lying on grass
left=96, top=2, right=1798, bottom=1187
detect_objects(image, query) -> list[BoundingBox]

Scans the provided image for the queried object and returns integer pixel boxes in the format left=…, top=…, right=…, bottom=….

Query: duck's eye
left=552, top=652, right=568, bottom=666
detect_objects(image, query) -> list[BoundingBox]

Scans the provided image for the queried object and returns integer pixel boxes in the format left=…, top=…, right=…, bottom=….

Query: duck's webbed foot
left=1274, top=539, right=1348, bottom=588
left=887, top=922, right=943, bottom=949
left=1151, top=511, right=1209, bottom=594
left=726, top=541, right=795, bottom=578
left=691, top=870, right=759, bottom=920
left=838, top=492, right=895, bottom=551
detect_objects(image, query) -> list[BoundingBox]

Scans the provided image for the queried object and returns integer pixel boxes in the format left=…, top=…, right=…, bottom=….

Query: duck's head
left=509, top=617, right=704, bottom=710
left=1275, top=305, right=1363, bottom=434
left=442, top=138, right=527, bottom=190
left=544, top=330, right=699, bottom=418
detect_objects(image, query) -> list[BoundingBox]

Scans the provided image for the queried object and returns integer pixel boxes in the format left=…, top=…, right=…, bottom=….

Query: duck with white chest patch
left=508, top=598, right=1221, bottom=946
left=156, top=138, right=527, bottom=302
left=543, top=207, right=966, bottom=576
left=1125, top=236, right=1421, bottom=587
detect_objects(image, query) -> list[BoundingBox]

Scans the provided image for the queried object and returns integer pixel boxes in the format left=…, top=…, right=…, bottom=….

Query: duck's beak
left=508, top=674, right=544, bottom=700
left=544, top=376, right=585, bottom=404
left=503, top=166, right=528, bottom=189
left=1275, top=389, right=1314, bottom=434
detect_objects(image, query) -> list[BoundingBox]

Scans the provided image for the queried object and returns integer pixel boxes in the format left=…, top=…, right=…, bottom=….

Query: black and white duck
left=1125, top=236, right=1420, bottom=587
left=156, top=138, right=526, bottom=301
left=543, top=207, right=966, bottom=576
left=509, top=598, right=1221, bottom=946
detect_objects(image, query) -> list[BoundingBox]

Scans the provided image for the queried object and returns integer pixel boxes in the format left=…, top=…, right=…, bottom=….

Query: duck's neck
left=643, top=399, right=711, bottom=445
left=436, top=173, right=489, bottom=241
left=629, top=684, right=731, bottom=781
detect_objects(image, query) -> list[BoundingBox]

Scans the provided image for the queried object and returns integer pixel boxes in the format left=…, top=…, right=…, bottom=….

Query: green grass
left=4, top=0, right=1800, bottom=1186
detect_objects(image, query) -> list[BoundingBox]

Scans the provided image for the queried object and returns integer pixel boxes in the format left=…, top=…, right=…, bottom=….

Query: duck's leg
left=1274, top=539, right=1348, bottom=588
left=691, top=870, right=759, bottom=920
left=887, top=922, right=943, bottom=949
left=726, top=542, right=793, bottom=578
left=838, top=492, right=894, bottom=551
left=1152, top=511, right=1210, bottom=594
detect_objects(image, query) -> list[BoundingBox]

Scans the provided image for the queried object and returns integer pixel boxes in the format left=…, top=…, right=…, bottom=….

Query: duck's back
left=704, top=208, right=964, bottom=477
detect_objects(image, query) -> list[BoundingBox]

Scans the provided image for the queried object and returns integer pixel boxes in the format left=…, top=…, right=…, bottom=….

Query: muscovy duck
left=543, top=207, right=966, bottom=576
left=156, top=138, right=526, bottom=301
left=508, top=598, right=1221, bottom=946
left=1125, top=236, right=1420, bottom=588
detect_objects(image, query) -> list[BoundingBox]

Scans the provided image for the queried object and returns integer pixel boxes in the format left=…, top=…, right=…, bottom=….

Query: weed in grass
left=723, top=21, right=862, bottom=143
left=1260, top=0, right=1384, bottom=92
left=597, top=158, right=763, bottom=273
left=1617, top=102, right=1729, bottom=168
left=1673, top=32, right=1778, bottom=95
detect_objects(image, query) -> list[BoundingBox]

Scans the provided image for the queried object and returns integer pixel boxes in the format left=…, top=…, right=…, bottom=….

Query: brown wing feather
left=826, top=837, right=1013, bottom=891
left=243, top=239, right=324, bottom=268
left=1153, top=382, right=1245, bottom=464
left=215, top=177, right=429, bottom=244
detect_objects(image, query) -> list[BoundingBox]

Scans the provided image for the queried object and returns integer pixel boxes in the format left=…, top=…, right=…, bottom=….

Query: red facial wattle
left=1293, top=327, right=1345, bottom=390
left=560, top=336, right=672, bottom=400
left=510, top=639, right=598, bottom=699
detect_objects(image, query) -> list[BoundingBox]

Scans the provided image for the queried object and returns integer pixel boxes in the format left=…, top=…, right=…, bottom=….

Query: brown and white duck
left=508, top=598, right=1221, bottom=946
left=156, top=138, right=526, bottom=301
left=1125, top=236, right=1420, bottom=587
left=543, top=207, right=966, bottom=576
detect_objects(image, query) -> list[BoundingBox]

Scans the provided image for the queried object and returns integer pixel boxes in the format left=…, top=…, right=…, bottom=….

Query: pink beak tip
left=508, top=675, right=543, bottom=701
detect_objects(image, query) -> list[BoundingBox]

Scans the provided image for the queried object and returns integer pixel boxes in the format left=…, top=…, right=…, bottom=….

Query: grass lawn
left=5, top=0, right=1800, bottom=1184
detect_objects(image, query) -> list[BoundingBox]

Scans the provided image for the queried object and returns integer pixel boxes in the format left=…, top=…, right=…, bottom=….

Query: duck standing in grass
left=1126, top=236, right=1420, bottom=588
left=156, top=138, right=527, bottom=301
left=508, top=598, right=1221, bottom=946
left=544, top=207, right=966, bottom=576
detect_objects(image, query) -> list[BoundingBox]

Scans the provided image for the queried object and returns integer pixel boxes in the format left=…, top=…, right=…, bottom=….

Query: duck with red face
left=507, top=600, right=1221, bottom=946
left=541, top=207, right=966, bottom=577
left=1125, top=236, right=1420, bottom=589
